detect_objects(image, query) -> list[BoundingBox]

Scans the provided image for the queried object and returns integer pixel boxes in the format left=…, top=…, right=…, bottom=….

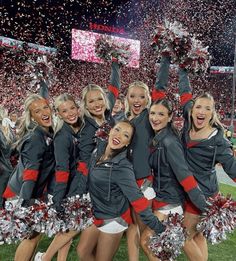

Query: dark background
left=1, top=0, right=236, bottom=66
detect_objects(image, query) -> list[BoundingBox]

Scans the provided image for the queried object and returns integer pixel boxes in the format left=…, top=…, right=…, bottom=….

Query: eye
left=149, top=111, right=155, bottom=115
left=140, top=95, right=145, bottom=99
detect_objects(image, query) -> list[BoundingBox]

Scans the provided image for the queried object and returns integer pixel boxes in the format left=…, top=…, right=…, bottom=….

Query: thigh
left=77, top=225, right=99, bottom=253
left=183, top=211, right=201, bottom=238
left=96, top=231, right=124, bottom=261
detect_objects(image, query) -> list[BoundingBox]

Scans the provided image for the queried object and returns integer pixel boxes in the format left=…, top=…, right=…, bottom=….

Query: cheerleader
left=76, top=60, right=121, bottom=259
left=34, top=93, right=87, bottom=261
left=140, top=99, right=209, bottom=261
left=77, top=120, right=165, bottom=261
left=154, top=56, right=236, bottom=261
left=3, top=94, right=54, bottom=261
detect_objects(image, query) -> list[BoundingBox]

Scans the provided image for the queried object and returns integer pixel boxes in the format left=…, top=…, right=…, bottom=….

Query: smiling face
left=57, top=100, right=79, bottom=125
left=107, top=121, right=134, bottom=151
left=149, top=103, right=171, bottom=132
left=127, top=86, right=148, bottom=117
left=191, top=97, right=214, bottom=130
left=85, top=90, right=106, bottom=119
left=29, top=99, right=52, bottom=130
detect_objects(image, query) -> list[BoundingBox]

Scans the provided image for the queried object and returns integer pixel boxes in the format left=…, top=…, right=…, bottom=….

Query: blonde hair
left=124, top=81, right=151, bottom=115
left=80, top=84, right=110, bottom=119
left=17, top=94, right=50, bottom=144
left=190, top=92, right=224, bottom=130
left=54, top=93, right=80, bottom=134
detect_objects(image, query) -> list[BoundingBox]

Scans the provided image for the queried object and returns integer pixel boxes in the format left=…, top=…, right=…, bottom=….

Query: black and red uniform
left=51, top=122, right=86, bottom=210
left=4, top=125, right=54, bottom=206
left=77, top=61, right=120, bottom=189
left=88, top=140, right=165, bottom=234
left=150, top=124, right=208, bottom=212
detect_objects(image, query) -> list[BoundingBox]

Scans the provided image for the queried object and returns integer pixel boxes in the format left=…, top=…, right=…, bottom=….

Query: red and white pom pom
left=179, top=38, right=211, bottom=74
left=95, top=122, right=112, bottom=141
left=42, top=194, right=93, bottom=237
left=151, top=20, right=211, bottom=73
left=197, top=194, right=236, bottom=244
left=151, top=20, right=191, bottom=60
left=0, top=201, right=36, bottom=244
left=148, top=213, right=187, bottom=261
left=95, top=35, right=131, bottom=66
left=62, top=194, right=93, bottom=232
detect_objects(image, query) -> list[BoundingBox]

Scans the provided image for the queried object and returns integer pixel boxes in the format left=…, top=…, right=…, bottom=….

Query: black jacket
left=88, top=140, right=164, bottom=234
left=150, top=125, right=208, bottom=212
left=52, top=122, right=85, bottom=209
left=8, top=126, right=55, bottom=201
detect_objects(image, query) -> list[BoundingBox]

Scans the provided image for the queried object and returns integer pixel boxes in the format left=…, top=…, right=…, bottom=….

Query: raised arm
left=107, top=60, right=121, bottom=110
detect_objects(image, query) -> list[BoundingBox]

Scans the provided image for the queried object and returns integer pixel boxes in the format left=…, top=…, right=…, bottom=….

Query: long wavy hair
left=0, top=106, right=14, bottom=144
left=15, top=94, right=50, bottom=148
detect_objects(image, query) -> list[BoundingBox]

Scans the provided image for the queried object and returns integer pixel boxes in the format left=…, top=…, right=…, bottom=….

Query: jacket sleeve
left=165, top=138, right=208, bottom=212
left=152, top=56, right=171, bottom=101
left=216, top=138, right=236, bottom=182
left=19, top=134, right=45, bottom=201
left=107, top=61, right=121, bottom=111
left=115, top=165, right=165, bottom=234
left=39, top=80, right=49, bottom=100
left=52, top=132, right=71, bottom=208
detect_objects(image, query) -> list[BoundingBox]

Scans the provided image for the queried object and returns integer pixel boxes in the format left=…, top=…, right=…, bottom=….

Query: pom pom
left=151, top=20, right=191, bottom=60
left=42, top=194, right=93, bottom=237
left=95, top=122, right=112, bottom=141
left=0, top=200, right=41, bottom=244
left=152, top=20, right=211, bottom=73
left=179, top=38, right=211, bottom=74
left=95, top=35, right=131, bottom=66
left=197, top=194, right=236, bottom=244
left=148, top=213, right=187, bottom=260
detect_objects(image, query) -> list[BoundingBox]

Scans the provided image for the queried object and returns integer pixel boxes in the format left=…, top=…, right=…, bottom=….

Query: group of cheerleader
left=0, top=50, right=236, bottom=261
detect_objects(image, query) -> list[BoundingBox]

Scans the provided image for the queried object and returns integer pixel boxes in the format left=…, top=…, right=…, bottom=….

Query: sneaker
left=34, top=252, right=45, bottom=261
left=0, top=241, right=4, bottom=245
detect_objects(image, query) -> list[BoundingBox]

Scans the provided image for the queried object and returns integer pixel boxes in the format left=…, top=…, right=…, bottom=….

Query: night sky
left=1, top=0, right=236, bottom=66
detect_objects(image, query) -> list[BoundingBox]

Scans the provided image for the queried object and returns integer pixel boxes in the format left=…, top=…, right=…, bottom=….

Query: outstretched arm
left=152, top=56, right=171, bottom=101
left=107, top=60, right=121, bottom=110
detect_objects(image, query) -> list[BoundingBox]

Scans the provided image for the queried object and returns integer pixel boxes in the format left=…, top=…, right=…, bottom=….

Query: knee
left=77, top=244, right=90, bottom=260
left=140, top=229, right=153, bottom=251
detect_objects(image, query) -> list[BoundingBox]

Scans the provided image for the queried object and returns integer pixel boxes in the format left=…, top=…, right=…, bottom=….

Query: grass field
left=0, top=183, right=235, bottom=261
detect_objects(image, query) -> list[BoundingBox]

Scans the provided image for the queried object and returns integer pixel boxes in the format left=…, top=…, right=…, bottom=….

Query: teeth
left=113, top=138, right=120, bottom=145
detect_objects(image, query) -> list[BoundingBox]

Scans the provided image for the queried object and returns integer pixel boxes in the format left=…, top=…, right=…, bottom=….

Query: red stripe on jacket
left=131, top=197, right=149, bottom=213
left=55, top=171, right=69, bottom=183
left=187, top=141, right=200, bottom=148
left=23, top=169, right=39, bottom=181
left=108, top=84, right=119, bottom=98
left=2, top=186, right=16, bottom=198
left=152, top=89, right=166, bottom=101
left=181, top=176, right=198, bottom=192
left=77, top=162, right=89, bottom=176
left=180, top=93, right=192, bottom=106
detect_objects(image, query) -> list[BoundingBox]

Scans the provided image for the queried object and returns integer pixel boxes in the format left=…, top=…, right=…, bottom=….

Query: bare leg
left=77, top=225, right=100, bottom=261
left=42, top=230, right=78, bottom=261
left=96, top=231, right=124, bottom=261
left=57, top=240, right=73, bottom=261
left=183, top=211, right=207, bottom=261
left=15, top=233, right=42, bottom=261
left=126, top=208, right=140, bottom=261
left=141, top=211, right=166, bottom=261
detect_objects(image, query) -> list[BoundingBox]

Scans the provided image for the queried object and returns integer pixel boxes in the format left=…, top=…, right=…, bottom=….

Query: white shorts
left=97, top=220, right=128, bottom=234
left=158, top=205, right=183, bottom=215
